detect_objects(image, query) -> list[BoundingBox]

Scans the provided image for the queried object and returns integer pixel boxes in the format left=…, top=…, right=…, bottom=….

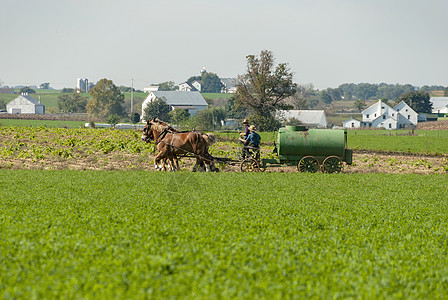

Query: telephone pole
left=130, top=79, right=134, bottom=114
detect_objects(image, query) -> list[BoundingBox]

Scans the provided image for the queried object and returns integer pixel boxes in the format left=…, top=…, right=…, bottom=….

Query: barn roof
left=8, top=94, right=43, bottom=106
left=278, top=110, right=327, bottom=127
left=151, top=91, right=208, bottom=106
left=430, top=97, right=448, bottom=110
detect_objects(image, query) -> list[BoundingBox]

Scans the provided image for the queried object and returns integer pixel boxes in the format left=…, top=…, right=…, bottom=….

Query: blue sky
left=1, top=0, right=447, bottom=90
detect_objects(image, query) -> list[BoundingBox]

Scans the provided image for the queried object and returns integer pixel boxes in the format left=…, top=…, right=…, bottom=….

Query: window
left=374, top=113, right=377, bottom=117
left=351, top=123, right=354, bottom=128
left=408, top=115, right=410, bottom=119
left=366, top=114, right=369, bottom=118
left=383, top=115, right=386, bottom=119
left=389, top=124, right=392, bottom=129
left=392, top=113, right=394, bottom=117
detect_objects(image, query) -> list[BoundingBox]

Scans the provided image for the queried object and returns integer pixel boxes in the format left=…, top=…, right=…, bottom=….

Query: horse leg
left=154, top=153, right=166, bottom=171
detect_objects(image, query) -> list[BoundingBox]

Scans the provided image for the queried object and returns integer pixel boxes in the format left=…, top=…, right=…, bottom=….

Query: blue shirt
left=245, top=131, right=261, bottom=147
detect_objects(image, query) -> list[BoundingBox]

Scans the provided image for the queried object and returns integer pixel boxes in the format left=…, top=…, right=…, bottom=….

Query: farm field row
left=1, top=126, right=448, bottom=173
left=1, top=170, right=447, bottom=298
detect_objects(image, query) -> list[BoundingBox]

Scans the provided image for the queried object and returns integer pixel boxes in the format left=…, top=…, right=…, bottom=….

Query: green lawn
left=1, top=170, right=447, bottom=298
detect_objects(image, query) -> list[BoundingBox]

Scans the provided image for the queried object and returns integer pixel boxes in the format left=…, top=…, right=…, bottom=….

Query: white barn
left=6, top=93, right=45, bottom=114
left=277, top=110, right=327, bottom=128
left=141, top=91, right=208, bottom=120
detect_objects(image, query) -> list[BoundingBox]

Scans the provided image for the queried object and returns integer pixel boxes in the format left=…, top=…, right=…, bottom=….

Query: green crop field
left=0, top=119, right=87, bottom=128
left=1, top=171, right=447, bottom=298
left=347, top=130, right=448, bottom=155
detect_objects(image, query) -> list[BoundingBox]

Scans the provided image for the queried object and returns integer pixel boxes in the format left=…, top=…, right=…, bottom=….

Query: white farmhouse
left=141, top=91, right=208, bottom=120
left=277, top=110, right=327, bottom=128
left=6, top=93, right=45, bottom=114
left=358, top=100, right=417, bottom=129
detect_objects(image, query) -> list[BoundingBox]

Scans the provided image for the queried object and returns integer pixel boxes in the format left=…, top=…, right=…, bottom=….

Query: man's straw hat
left=248, top=125, right=256, bottom=131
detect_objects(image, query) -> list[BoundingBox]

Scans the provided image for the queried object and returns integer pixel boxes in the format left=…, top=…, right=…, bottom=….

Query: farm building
left=178, top=81, right=201, bottom=92
left=343, top=118, right=363, bottom=129
left=347, top=100, right=418, bottom=129
left=141, top=91, right=208, bottom=120
left=431, top=97, right=448, bottom=114
left=220, top=78, right=238, bottom=93
left=6, top=93, right=45, bottom=114
left=143, top=86, right=161, bottom=93
left=277, top=110, right=328, bottom=128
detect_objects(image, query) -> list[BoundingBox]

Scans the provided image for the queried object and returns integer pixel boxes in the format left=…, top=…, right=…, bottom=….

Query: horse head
left=141, top=120, right=155, bottom=142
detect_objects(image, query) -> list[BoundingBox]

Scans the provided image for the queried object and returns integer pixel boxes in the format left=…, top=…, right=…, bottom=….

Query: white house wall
left=372, top=116, right=398, bottom=129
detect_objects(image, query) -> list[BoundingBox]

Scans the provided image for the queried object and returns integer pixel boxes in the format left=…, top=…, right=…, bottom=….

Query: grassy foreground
left=1, top=170, right=447, bottom=298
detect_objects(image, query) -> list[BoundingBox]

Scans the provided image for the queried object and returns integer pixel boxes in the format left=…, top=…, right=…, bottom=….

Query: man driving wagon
left=239, top=125, right=261, bottom=160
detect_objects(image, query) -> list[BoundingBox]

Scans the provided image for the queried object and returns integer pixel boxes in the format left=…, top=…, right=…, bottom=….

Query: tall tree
left=86, top=78, right=125, bottom=119
left=398, top=91, right=432, bottom=113
left=57, top=92, right=88, bottom=113
left=236, top=50, right=296, bottom=131
left=143, top=97, right=171, bottom=121
left=201, top=72, right=223, bottom=93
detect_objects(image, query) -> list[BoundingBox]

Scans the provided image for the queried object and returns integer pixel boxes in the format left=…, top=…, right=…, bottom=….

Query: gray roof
left=9, top=94, right=43, bottom=106
left=278, top=110, right=327, bottom=127
left=152, top=91, right=208, bottom=106
left=430, top=97, right=448, bottom=109
left=220, top=78, right=237, bottom=88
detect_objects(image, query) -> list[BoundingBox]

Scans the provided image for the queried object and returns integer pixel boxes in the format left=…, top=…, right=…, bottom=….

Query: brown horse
left=141, top=118, right=216, bottom=171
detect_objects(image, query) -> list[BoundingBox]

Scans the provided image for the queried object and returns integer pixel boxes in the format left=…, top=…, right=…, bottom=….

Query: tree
left=224, top=96, right=247, bottom=119
left=131, top=112, right=140, bottom=124
left=106, top=114, right=121, bottom=126
left=86, top=78, right=125, bottom=119
left=143, top=97, right=171, bottom=121
left=39, top=83, right=50, bottom=89
left=353, top=99, right=366, bottom=112
left=155, top=81, right=178, bottom=91
left=57, top=92, right=88, bottom=113
left=398, top=91, right=432, bottom=113
left=320, top=90, right=333, bottom=104
left=168, top=108, right=190, bottom=126
left=289, top=84, right=313, bottom=109
left=354, top=83, right=378, bottom=101
left=236, top=50, right=296, bottom=131
left=445, top=87, right=448, bottom=97
left=62, top=88, right=74, bottom=93
left=20, top=86, right=35, bottom=94
left=201, top=72, right=223, bottom=93
left=191, top=107, right=226, bottom=130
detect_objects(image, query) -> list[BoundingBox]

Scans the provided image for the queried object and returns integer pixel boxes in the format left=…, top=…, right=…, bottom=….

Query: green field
left=1, top=171, right=447, bottom=298
left=347, top=130, right=448, bottom=155
left=0, top=119, right=87, bottom=128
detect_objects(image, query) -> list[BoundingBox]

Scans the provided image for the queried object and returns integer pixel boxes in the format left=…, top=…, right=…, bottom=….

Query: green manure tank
left=277, top=126, right=347, bottom=160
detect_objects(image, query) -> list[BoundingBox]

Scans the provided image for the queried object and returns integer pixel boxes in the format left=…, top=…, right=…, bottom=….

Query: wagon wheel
left=240, top=158, right=260, bottom=172
left=297, top=156, right=320, bottom=173
left=322, top=156, right=343, bottom=173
